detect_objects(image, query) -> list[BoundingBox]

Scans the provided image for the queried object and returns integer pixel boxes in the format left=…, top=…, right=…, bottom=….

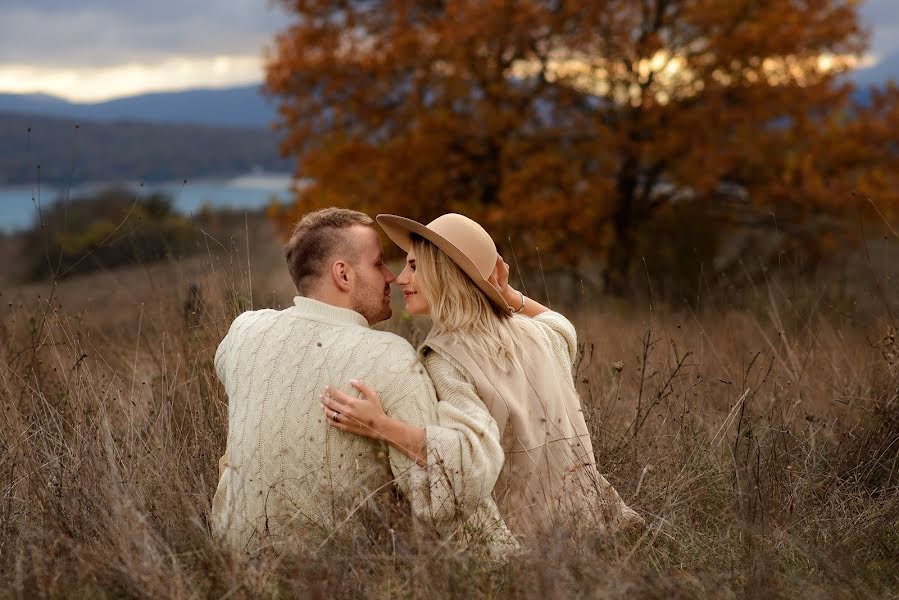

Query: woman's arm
left=324, top=361, right=506, bottom=522
left=489, top=255, right=549, bottom=317
left=321, top=381, right=428, bottom=466
left=421, top=352, right=505, bottom=518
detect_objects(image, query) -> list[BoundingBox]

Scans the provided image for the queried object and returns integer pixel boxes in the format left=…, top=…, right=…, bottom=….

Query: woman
left=321, top=213, right=642, bottom=545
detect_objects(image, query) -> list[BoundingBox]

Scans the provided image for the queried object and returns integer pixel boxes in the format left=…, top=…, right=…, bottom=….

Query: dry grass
left=1, top=215, right=897, bottom=599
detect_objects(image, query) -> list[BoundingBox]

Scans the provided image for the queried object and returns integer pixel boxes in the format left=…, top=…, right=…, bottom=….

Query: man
left=211, top=208, right=438, bottom=551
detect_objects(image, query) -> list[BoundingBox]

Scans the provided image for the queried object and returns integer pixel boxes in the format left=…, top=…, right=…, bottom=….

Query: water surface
left=0, top=172, right=298, bottom=233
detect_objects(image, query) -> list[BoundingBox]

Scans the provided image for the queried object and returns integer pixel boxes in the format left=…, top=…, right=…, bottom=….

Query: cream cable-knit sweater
left=420, top=349, right=515, bottom=551
left=418, top=312, right=581, bottom=550
left=211, top=296, right=439, bottom=551
left=424, top=310, right=643, bottom=541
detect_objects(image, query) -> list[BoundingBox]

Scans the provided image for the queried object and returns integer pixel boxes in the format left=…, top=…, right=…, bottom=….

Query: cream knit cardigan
left=420, top=349, right=516, bottom=551
left=211, top=296, right=439, bottom=551
left=418, top=312, right=589, bottom=548
left=424, top=311, right=642, bottom=540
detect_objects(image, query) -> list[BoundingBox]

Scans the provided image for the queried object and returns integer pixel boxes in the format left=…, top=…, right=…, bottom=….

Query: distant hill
left=0, top=112, right=290, bottom=185
left=0, top=85, right=278, bottom=129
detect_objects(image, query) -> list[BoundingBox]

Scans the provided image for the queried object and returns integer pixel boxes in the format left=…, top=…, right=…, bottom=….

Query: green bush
left=24, top=187, right=201, bottom=280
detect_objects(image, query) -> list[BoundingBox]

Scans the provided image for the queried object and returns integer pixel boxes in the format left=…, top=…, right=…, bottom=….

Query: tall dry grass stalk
left=1, top=224, right=897, bottom=598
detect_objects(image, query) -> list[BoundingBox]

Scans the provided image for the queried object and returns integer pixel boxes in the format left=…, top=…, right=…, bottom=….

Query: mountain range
left=0, top=85, right=277, bottom=129
left=0, top=111, right=289, bottom=185
left=0, top=85, right=289, bottom=185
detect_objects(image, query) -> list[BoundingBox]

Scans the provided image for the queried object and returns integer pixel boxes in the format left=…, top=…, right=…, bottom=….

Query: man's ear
left=330, top=260, right=352, bottom=292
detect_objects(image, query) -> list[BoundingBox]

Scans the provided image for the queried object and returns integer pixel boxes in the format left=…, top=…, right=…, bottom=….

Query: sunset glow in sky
left=0, top=55, right=263, bottom=102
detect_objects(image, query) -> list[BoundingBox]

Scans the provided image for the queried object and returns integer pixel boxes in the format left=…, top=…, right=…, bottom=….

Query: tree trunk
left=604, top=154, right=639, bottom=295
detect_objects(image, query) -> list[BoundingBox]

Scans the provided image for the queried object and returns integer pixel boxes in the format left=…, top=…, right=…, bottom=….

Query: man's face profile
left=346, top=225, right=396, bottom=324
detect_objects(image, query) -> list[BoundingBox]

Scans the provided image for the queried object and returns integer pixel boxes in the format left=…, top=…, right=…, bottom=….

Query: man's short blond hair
left=283, top=207, right=374, bottom=294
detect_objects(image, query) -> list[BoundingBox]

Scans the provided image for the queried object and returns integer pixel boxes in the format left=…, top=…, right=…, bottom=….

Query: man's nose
left=385, top=267, right=397, bottom=284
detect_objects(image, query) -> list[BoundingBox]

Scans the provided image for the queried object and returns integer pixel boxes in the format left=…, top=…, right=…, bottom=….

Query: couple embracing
left=211, top=208, right=642, bottom=555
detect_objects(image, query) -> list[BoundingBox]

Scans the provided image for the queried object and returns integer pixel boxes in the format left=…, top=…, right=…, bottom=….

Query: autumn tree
left=265, top=0, right=897, bottom=293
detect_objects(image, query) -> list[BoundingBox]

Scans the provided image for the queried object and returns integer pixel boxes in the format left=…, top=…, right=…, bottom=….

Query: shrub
left=23, top=187, right=201, bottom=280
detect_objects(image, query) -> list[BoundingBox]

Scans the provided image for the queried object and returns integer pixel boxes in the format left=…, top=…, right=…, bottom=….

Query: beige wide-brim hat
left=376, top=213, right=512, bottom=314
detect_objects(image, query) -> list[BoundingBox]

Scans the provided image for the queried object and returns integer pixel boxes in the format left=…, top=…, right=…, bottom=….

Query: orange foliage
left=265, top=0, right=898, bottom=289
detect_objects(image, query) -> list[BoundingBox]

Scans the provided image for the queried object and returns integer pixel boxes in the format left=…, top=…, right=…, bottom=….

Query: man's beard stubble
left=351, top=277, right=392, bottom=324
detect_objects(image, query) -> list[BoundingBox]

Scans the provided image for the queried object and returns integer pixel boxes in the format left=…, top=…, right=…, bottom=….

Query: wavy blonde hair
left=411, top=234, right=539, bottom=372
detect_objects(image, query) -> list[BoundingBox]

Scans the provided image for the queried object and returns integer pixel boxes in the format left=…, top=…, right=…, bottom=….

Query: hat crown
left=426, top=213, right=497, bottom=279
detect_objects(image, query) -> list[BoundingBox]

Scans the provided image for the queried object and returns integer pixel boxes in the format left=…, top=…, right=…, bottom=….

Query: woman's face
left=395, top=248, right=430, bottom=315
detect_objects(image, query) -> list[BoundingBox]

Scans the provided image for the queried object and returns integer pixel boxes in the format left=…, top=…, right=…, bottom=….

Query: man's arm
left=369, top=345, right=440, bottom=519
left=376, top=354, right=439, bottom=472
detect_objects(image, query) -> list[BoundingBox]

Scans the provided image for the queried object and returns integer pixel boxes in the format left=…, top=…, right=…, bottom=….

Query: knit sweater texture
left=211, top=296, right=438, bottom=551
left=420, top=349, right=518, bottom=552
left=418, top=312, right=575, bottom=535
left=422, top=311, right=641, bottom=541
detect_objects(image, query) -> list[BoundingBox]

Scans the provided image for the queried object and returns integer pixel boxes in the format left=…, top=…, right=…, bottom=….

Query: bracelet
left=510, top=290, right=526, bottom=315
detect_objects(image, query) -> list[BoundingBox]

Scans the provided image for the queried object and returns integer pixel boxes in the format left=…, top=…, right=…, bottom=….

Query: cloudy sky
left=0, top=0, right=291, bottom=101
left=0, top=0, right=896, bottom=103
left=861, top=0, right=899, bottom=59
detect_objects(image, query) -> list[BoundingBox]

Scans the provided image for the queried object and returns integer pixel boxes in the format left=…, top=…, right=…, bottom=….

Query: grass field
left=1, top=212, right=897, bottom=598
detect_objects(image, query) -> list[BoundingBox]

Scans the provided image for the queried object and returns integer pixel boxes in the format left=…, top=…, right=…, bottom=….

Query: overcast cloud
left=860, top=0, right=899, bottom=58
left=0, top=0, right=290, bottom=68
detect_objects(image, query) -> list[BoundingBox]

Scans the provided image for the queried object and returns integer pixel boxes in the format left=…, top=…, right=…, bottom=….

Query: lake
left=0, top=172, right=300, bottom=233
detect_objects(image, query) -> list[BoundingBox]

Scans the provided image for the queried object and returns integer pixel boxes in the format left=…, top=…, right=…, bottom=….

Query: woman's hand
left=321, top=379, right=429, bottom=465
left=490, top=253, right=550, bottom=317
left=490, top=254, right=526, bottom=310
left=489, top=255, right=516, bottom=305
left=320, top=380, right=388, bottom=440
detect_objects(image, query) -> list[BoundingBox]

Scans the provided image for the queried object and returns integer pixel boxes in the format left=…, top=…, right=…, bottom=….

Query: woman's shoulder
left=421, top=345, right=478, bottom=394
left=530, top=310, right=576, bottom=336
left=422, top=345, right=471, bottom=377
left=520, top=311, right=578, bottom=367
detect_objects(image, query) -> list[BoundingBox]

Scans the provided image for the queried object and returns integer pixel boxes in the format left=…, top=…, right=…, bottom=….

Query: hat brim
left=376, top=214, right=512, bottom=314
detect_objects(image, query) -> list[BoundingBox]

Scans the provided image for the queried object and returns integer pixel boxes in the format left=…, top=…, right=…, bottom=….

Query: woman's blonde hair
left=411, top=234, right=538, bottom=371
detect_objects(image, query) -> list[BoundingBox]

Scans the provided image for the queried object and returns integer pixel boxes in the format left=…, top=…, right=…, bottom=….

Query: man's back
left=211, top=296, right=437, bottom=550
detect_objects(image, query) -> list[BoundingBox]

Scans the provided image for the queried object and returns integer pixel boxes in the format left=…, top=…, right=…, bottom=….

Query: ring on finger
left=331, top=410, right=340, bottom=421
